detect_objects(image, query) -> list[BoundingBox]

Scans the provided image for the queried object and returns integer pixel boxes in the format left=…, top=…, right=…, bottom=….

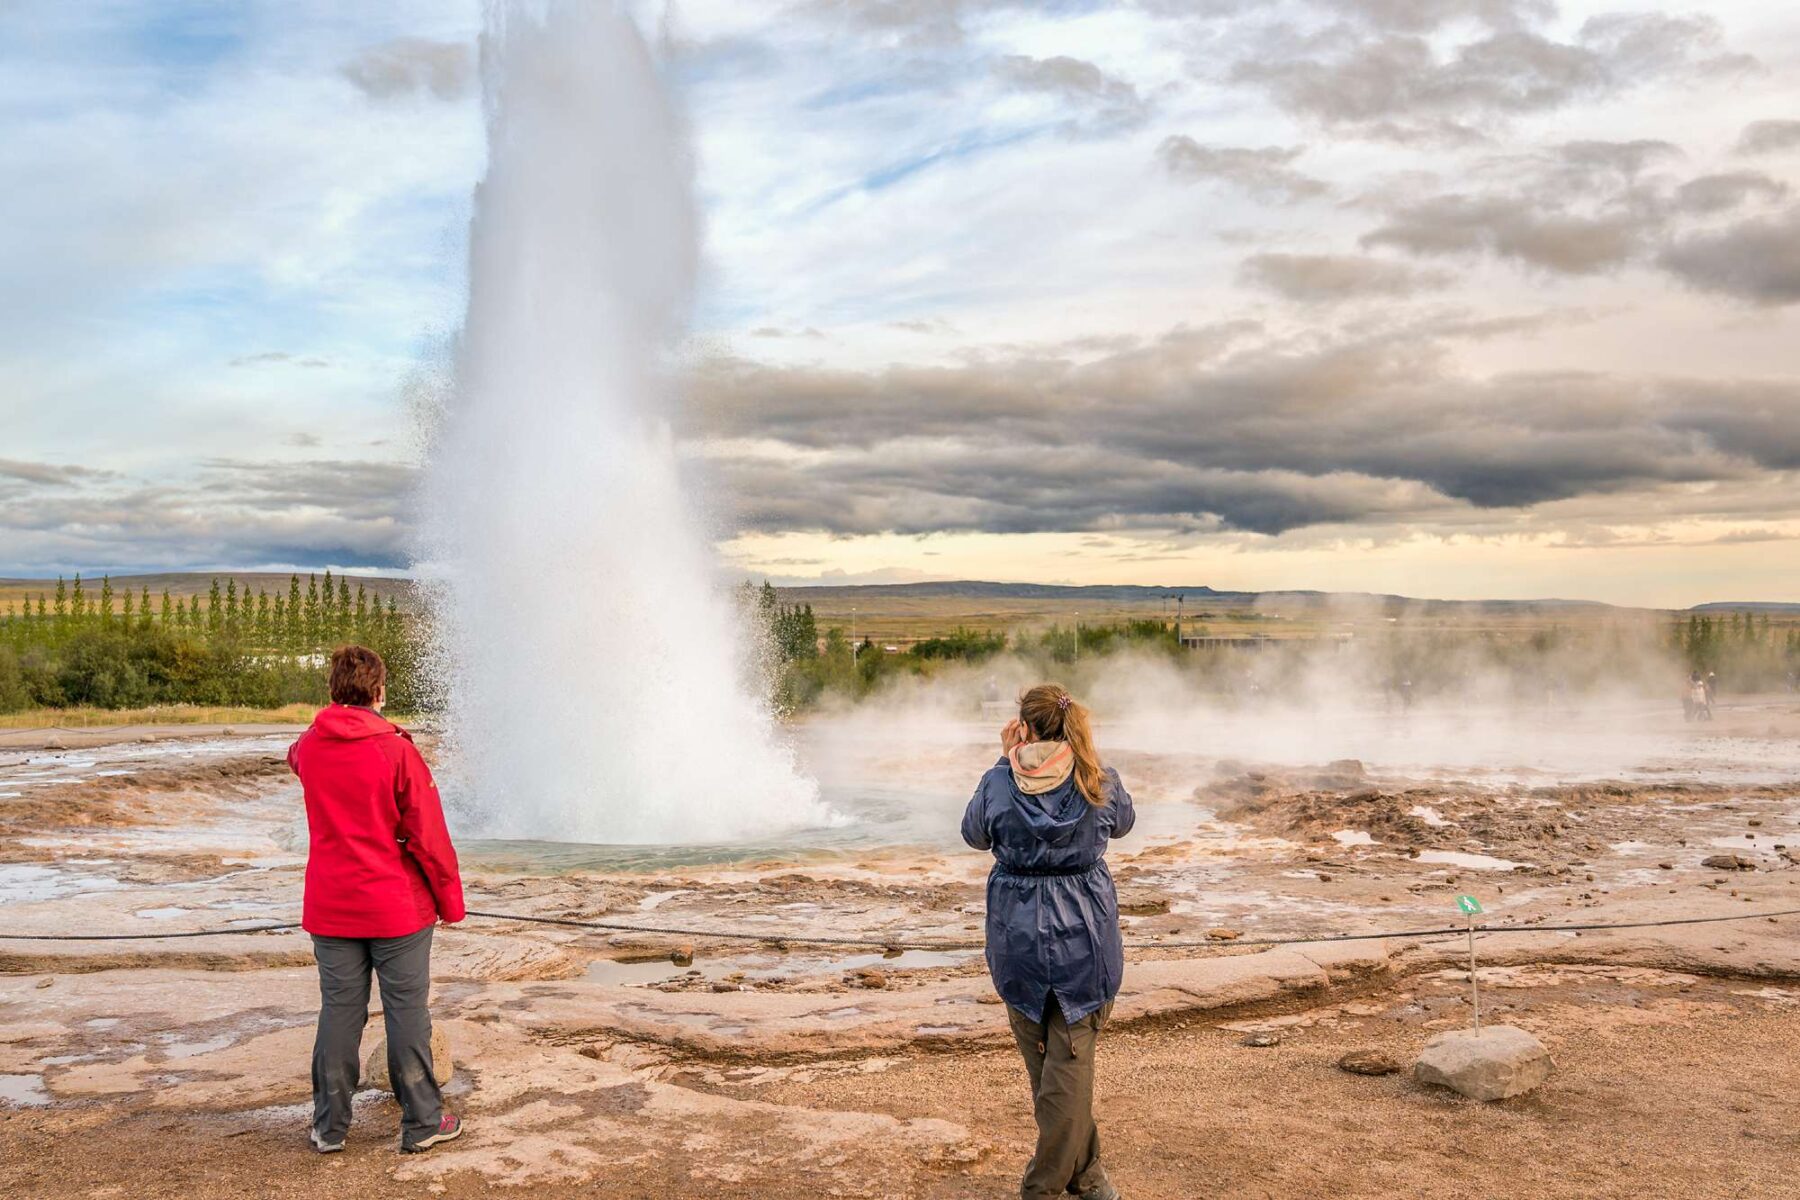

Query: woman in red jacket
left=288, top=645, right=465, bottom=1155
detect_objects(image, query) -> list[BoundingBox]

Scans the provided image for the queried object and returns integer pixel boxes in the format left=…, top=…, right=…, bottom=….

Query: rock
left=710, top=981, right=738, bottom=993
left=1204, top=927, right=1242, bottom=941
left=1337, top=1049, right=1400, bottom=1076
left=137, top=733, right=157, bottom=743
left=363, top=1027, right=453, bottom=1091
left=1701, top=854, right=1756, bottom=871
left=670, top=944, right=694, bottom=966
left=36, top=976, right=54, bottom=989
left=1119, top=896, right=1171, bottom=917
left=1241, top=1031, right=1281, bottom=1047
left=1414, top=1025, right=1552, bottom=1101
left=847, top=968, right=888, bottom=989
left=1317, top=872, right=1333, bottom=882
left=43, top=737, right=66, bottom=751
left=1658, top=862, right=1674, bottom=870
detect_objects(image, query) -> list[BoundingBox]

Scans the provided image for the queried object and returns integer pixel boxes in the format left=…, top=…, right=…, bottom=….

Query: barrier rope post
left=1457, top=893, right=1484, bottom=1032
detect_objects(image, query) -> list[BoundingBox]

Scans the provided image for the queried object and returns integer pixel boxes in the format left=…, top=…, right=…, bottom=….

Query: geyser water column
left=416, top=1, right=823, bottom=843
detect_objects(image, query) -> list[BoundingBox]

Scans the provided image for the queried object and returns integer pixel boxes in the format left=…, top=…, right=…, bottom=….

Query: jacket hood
left=309, top=704, right=400, bottom=741
left=1002, top=759, right=1091, bottom=844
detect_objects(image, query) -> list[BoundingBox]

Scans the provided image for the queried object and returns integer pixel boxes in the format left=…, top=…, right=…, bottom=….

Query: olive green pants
left=1006, top=995, right=1115, bottom=1200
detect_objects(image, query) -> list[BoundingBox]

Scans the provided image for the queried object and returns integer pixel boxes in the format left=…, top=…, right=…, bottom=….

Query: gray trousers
left=1006, top=995, right=1114, bottom=1200
left=311, top=925, right=442, bottom=1147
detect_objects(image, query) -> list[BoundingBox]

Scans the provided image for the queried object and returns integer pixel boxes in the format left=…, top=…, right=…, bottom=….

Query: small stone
left=1414, top=1025, right=1553, bottom=1101
left=1337, top=1049, right=1400, bottom=1076
left=1241, top=1031, right=1281, bottom=1047
left=670, top=944, right=695, bottom=966
left=1701, top=854, right=1756, bottom=871
left=710, top=981, right=738, bottom=993
left=1317, top=872, right=1333, bottom=883
left=1658, top=862, right=1674, bottom=870
left=1205, top=927, right=1241, bottom=941
left=43, top=737, right=66, bottom=751
left=363, top=1027, right=453, bottom=1091
left=1119, top=896, right=1171, bottom=917
left=847, top=968, right=888, bottom=989
left=36, top=976, right=54, bottom=989
left=1749, top=819, right=1763, bottom=828
left=137, top=733, right=157, bottom=744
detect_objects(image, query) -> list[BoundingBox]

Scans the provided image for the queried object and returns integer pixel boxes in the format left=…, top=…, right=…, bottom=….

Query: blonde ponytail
left=1019, top=683, right=1108, bottom=807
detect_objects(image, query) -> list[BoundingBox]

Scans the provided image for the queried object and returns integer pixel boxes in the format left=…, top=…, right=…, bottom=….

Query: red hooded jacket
left=287, top=705, right=465, bottom=938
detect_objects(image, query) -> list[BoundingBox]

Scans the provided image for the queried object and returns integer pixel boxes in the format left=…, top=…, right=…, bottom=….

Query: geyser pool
left=416, top=1, right=822, bottom=844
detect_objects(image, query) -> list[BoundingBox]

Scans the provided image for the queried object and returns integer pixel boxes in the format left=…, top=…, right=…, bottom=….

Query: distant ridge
left=1688, top=601, right=1800, bottom=613
left=774, top=580, right=1626, bottom=612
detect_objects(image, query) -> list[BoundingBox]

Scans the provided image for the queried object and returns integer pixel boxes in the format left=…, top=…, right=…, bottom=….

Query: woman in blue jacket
left=962, top=683, right=1135, bottom=1200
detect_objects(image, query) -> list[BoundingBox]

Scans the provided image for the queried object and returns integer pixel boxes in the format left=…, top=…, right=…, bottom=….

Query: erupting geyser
left=416, top=0, right=823, bottom=843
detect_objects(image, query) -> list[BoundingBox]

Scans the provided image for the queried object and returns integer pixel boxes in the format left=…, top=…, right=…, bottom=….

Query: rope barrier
left=2, top=905, right=1796, bottom=950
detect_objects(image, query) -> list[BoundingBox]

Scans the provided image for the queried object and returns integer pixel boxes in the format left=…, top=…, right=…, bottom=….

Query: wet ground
left=0, top=696, right=1797, bottom=1196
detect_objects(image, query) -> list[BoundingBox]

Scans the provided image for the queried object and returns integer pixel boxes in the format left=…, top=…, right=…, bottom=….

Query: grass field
left=0, top=703, right=321, bottom=730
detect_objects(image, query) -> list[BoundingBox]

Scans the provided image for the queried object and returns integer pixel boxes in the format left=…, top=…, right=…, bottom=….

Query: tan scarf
left=1008, top=740, right=1074, bottom=794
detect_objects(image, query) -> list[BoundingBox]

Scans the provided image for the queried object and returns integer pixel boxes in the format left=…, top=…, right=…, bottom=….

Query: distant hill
left=773, top=580, right=1624, bottom=613
left=1688, top=601, right=1800, bottom=613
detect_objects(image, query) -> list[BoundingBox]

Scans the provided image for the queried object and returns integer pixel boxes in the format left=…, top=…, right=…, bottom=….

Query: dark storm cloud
left=1156, top=137, right=1329, bottom=202
left=686, top=324, right=1797, bottom=538
left=0, top=459, right=413, bottom=573
left=1237, top=253, right=1451, bottom=302
left=993, top=55, right=1148, bottom=133
left=1735, top=119, right=1800, bottom=156
left=1659, top=206, right=1800, bottom=306
left=1230, top=11, right=1749, bottom=143
left=340, top=38, right=474, bottom=101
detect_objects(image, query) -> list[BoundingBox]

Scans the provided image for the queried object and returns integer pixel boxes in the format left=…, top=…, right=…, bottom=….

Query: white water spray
left=416, top=1, right=823, bottom=843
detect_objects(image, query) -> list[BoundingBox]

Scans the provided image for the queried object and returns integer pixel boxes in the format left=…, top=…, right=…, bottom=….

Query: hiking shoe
left=1079, top=1180, right=1122, bottom=1200
left=401, top=1112, right=463, bottom=1154
left=309, top=1129, right=344, bottom=1154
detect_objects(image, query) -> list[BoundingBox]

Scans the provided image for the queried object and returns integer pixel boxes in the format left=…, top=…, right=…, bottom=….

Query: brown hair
left=328, top=644, right=387, bottom=707
left=1019, top=683, right=1107, bottom=806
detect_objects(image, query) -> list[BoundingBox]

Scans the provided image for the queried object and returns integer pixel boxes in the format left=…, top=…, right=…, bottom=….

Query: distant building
left=1178, top=634, right=1273, bottom=651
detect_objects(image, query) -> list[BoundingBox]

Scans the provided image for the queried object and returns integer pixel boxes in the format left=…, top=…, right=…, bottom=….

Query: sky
left=1, top=0, right=1797, bottom=607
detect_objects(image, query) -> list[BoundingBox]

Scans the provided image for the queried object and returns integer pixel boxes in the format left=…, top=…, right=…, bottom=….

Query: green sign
left=1456, top=894, right=1483, bottom=915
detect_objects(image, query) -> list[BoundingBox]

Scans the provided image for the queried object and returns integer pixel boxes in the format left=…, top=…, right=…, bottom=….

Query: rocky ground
left=0, top=700, right=1797, bottom=1197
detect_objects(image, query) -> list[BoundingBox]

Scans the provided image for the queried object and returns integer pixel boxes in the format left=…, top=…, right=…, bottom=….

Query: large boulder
left=1414, top=1025, right=1552, bottom=1101
left=363, top=1026, right=454, bottom=1092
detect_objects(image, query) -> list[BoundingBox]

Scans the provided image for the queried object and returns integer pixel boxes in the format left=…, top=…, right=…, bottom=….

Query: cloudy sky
left=3, top=1, right=1798, bottom=606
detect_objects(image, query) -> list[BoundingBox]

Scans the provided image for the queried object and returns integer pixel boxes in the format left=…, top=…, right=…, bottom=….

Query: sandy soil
left=1, top=703, right=1798, bottom=1197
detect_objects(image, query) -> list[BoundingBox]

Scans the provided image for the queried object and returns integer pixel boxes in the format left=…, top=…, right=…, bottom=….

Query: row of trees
left=0, top=573, right=421, bottom=713
left=1674, top=612, right=1798, bottom=687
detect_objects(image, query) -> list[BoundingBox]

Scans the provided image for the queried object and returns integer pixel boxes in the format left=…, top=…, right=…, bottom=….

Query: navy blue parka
left=961, top=757, right=1135, bottom=1022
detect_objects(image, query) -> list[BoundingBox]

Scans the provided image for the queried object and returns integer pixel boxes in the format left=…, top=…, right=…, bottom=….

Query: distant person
left=1704, top=671, right=1718, bottom=707
left=288, top=646, right=466, bottom=1155
left=1684, top=672, right=1711, bottom=722
left=962, top=684, right=1135, bottom=1200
